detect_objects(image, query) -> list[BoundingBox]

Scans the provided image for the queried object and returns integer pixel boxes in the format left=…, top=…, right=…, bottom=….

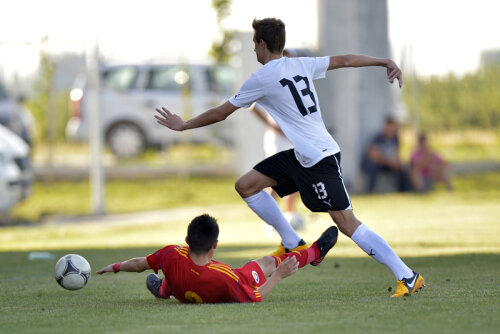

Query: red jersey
left=146, top=245, right=265, bottom=304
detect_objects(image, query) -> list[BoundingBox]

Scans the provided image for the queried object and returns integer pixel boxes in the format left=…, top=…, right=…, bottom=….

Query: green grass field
left=1, top=172, right=500, bottom=333
left=1, top=251, right=498, bottom=334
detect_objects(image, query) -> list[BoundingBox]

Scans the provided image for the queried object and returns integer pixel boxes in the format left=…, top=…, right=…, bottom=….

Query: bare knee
left=235, top=170, right=276, bottom=198
left=328, top=210, right=361, bottom=237
left=235, top=177, right=251, bottom=198
left=255, top=256, right=277, bottom=277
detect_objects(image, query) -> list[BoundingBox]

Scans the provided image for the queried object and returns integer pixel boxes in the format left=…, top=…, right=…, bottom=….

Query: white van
left=0, top=124, right=32, bottom=215
left=66, top=62, right=235, bottom=158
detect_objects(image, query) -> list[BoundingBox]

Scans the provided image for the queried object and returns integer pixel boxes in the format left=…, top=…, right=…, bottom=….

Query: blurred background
left=0, top=0, right=499, bottom=228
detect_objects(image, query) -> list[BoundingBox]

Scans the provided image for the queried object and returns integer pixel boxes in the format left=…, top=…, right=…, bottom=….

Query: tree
left=209, top=0, right=236, bottom=64
left=403, top=66, right=500, bottom=131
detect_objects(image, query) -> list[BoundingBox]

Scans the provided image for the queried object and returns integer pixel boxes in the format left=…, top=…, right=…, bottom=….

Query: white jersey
left=229, top=56, right=340, bottom=167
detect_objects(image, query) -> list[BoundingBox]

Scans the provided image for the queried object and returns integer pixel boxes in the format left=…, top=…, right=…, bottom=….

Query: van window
left=147, top=66, right=190, bottom=91
left=102, top=67, right=138, bottom=90
left=213, top=66, right=235, bottom=93
left=0, top=83, right=7, bottom=100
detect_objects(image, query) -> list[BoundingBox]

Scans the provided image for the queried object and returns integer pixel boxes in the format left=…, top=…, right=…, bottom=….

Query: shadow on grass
left=0, top=216, right=36, bottom=227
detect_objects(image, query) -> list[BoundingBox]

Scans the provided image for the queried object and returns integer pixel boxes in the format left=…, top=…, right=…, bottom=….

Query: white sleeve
left=309, top=56, right=330, bottom=80
left=229, top=73, right=264, bottom=109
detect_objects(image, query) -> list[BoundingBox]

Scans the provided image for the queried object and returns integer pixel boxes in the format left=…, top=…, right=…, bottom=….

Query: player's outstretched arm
left=155, top=101, right=239, bottom=131
left=257, top=257, right=298, bottom=300
left=329, top=54, right=403, bottom=88
left=96, top=257, right=150, bottom=274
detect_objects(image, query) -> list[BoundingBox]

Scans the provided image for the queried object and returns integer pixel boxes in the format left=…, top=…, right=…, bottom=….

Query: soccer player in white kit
left=155, top=18, right=424, bottom=297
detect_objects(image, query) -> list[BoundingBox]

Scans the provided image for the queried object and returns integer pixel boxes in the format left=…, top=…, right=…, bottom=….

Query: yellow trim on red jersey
left=174, top=246, right=189, bottom=259
left=208, top=265, right=239, bottom=282
left=208, top=264, right=235, bottom=273
left=209, top=263, right=234, bottom=273
left=208, top=264, right=239, bottom=279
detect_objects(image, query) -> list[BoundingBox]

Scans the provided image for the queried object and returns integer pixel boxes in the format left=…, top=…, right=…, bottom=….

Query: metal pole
left=86, top=9, right=105, bottom=215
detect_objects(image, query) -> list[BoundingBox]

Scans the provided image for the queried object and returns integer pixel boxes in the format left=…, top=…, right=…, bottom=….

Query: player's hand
left=96, top=264, right=113, bottom=275
left=154, top=107, right=186, bottom=131
left=386, top=60, right=403, bottom=88
left=275, top=257, right=299, bottom=279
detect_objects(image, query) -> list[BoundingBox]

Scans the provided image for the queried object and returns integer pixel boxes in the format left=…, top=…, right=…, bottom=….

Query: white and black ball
left=54, top=254, right=91, bottom=290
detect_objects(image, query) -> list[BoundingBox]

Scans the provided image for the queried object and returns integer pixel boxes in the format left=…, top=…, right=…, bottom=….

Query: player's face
left=253, top=36, right=264, bottom=64
left=384, top=122, right=398, bottom=137
left=418, top=136, right=429, bottom=149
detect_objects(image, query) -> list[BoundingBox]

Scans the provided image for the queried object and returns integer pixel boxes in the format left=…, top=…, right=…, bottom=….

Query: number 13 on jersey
left=280, top=75, right=318, bottom=116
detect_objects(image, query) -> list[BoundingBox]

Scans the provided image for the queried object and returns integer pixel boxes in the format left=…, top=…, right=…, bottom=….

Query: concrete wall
left=317, top=0, right=393, bottom=191
left=233, top=32, right=267, bottom=176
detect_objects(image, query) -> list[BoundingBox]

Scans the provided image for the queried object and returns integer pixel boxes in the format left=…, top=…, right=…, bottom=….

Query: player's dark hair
left=385, top=115, right=396, bottom=125
left=187, top=214, right=219, bottom=254
left=252, top=18, right=286, bottom=53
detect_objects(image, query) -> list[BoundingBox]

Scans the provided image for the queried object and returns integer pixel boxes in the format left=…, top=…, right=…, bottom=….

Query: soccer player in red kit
left=97, top=214, right=338, bottom=304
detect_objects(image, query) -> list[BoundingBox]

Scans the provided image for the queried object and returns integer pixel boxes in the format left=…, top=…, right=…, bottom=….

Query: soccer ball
left=54, top=254, right=91, bottom=290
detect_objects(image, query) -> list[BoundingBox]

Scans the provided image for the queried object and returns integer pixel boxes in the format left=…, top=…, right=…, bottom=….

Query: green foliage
left=208, top=30, right=237, bottom=64
left=399, top=128, right=500, bottom=162
left=209, top=0, right=236, bottom=64
left=25, top=50, right=53, bottom=143
left=212, top=0, right=232, bottom=22
left=24, top=45, right=70, bottom=143
left=403, top=66, right=500, bottom=131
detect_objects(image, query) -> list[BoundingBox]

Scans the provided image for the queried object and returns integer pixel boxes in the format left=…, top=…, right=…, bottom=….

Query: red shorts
left=235, top=261, right=266, bottom=288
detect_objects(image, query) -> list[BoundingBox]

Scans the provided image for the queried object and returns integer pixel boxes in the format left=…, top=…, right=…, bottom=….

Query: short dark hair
left=187, top=214, right=219, bottom=254
left=385, top=115, right=396, bottom=124
left=252, top=18, right=286, bottom=53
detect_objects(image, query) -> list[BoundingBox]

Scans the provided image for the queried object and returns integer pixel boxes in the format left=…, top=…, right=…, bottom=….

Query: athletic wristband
left=112, top=262, right=121, bottom=273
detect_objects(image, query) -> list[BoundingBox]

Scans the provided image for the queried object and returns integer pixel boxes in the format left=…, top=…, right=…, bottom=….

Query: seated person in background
left=97, top=214, right=338, bottom=304
left=362, top=116, right=407, bottom=193
left=410, top=133, right=452, bottom=192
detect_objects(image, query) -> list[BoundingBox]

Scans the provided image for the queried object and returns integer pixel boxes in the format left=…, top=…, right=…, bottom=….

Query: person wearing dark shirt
left=362, top=117, right=407, bottom=193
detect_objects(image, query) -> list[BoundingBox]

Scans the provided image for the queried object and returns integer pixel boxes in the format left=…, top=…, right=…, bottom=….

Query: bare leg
left=329, top=209, right=413, bottom=280
left=328, top=209, right=360, bottom=237
left=433, top=162, right=453, bottom=190
left=235, top=169, right=276, bottom=198
left=255, top=256, right=278, bottom=277
left=410, top=167, right=425, bottom=192
left=285, top=192, right=298, bottom=213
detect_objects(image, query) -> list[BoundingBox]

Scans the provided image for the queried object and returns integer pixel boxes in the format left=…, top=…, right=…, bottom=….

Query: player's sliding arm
left=96, top=257, right=150, bottom=274
left=329, top=54, right=403, bottom=88
left=257, top=257, right=299, bottom=300
left=155, top=101, right=239, bottom=131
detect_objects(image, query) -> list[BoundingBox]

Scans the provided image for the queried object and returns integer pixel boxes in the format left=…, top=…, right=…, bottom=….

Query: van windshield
left=102, top=67, right=138, bottom=91
left=146, top=66, right=190, bottom=91
left=0, top=83, right=7, bottom=100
